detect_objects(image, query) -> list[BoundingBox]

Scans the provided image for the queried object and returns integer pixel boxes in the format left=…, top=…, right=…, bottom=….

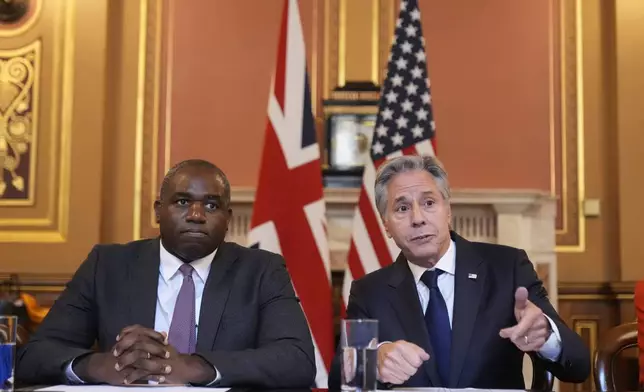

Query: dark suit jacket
left=329, top=232, right=590, bottom=389
left=16, top=239, right=316, bottom=388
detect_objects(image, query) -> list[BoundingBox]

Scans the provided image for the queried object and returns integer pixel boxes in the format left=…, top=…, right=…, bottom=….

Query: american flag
left=343, top=0, right=436, bottom=305
left=247, top=0, right=333, bottom=387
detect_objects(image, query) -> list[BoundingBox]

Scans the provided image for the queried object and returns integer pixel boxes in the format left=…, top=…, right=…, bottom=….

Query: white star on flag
left=416, top=108, right=428, bottom=121
left=411, top=66, right=423, bottom=79
left=372, top=141, right=385, bottom=155
left=376, top=124, right=388, bottom=138
left=412, top=125, right=424, bottom=138
left=411, top=8, right=421, bottom=21
left=405, top=24, right=417, bottom=37
left=395, top=116, right=409, bottom=129
left=396, top=57, right=408, bottom=70
left=405, top=83, right=418, bottom=96
left=391, top=132, right=405, bottom=146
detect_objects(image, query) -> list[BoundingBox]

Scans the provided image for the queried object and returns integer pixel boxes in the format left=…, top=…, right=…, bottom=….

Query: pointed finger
left=499, top=326, right=515, bottom=339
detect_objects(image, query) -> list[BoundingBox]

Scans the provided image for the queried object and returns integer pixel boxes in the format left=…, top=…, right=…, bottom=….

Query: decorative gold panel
left=323, top=0, right=395, bottom=98
left=0, top=41, right=39, bottom=204
left=0, top=0, right=74, bottom=243
left=135, top=0, right=165, bottom=239
left=554, top=0, right=585, bottom=251
left=572, top=318, right=598, bottom=392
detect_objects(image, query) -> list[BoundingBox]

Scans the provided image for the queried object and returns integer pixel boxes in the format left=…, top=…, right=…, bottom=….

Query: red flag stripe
left=361, top=161, right=403, bottom=260
left=347, top=241, right=365, bottom=285
left=357, top=193, right=393, bottom=268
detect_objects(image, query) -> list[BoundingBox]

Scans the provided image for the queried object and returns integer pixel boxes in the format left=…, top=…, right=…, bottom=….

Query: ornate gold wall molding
left=0, top=40, right=39, bottom=204
left=572, top=318, right=597, bottom=392
left=554, top=0, right=585, bottom=252
left=133, top=0, right=165, bottom=240
left=0, top=0, right=74, bottom=243
left=323, top=0, right=395, bottom=98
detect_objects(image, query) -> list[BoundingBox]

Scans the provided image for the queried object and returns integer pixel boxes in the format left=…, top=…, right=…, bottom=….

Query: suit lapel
left=448, top=233, right=487, bottom=387
left=128, top=239, right=161, bottom=329
left=196, top=241, right=238, bottom=351
left=387, top=254, right=442, bottom=387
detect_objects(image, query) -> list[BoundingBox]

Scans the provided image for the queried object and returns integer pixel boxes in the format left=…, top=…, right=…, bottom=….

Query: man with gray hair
left=329, top=155, right=589, bottom=389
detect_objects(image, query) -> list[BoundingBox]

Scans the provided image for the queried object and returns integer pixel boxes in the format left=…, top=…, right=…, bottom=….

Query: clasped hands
left=74, top=325, right=215, bottom=385
left=377, top=287, right=552, bottom=385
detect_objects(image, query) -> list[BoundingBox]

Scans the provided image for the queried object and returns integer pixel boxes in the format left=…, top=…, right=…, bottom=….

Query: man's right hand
left=73, top=325, right=170, bottom=385
left=377, top=340, right=429, bottom=385
left=72, top=352, right=123, bottom=385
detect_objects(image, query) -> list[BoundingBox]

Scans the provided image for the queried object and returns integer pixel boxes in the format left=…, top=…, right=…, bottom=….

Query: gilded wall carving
left=138, top=0, right=165, bottom=239
left=554, top=0, right=584, bottom=251
left=0, top=41, right=39, bottom=203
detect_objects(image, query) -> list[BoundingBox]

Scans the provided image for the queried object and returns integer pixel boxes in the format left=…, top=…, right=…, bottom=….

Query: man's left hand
left=113, top=325, right=215, bottom=385
left=499, top=287, right=552, bottom=352
left=133, top=344, right=216, bottom=386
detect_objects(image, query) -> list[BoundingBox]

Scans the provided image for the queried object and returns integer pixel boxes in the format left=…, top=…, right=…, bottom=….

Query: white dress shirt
left=404, top=240, right=562, bottom=361
left=66, top=240, right=220, bottom=384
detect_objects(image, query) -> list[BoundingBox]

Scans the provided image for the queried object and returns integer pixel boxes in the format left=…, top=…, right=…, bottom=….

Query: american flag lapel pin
left=468, top=273, right=477, bottom=280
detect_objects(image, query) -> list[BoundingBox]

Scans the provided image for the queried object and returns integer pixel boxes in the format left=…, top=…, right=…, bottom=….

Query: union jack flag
left=343, top=0, right=437, bottom=305
left=248, top=0, right=333, bottom=387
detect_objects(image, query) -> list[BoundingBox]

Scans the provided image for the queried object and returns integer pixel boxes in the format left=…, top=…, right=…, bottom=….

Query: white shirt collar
left=159, top=239, right=216, bottom=284
left=407, top=239, right=456, bottom=284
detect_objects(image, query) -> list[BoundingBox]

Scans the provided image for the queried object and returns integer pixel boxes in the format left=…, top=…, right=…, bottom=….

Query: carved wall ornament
left=0, top=42, right=38, bottom=198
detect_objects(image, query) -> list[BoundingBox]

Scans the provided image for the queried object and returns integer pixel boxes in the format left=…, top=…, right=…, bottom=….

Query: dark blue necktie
left=421, top=269, right=451, bottom=386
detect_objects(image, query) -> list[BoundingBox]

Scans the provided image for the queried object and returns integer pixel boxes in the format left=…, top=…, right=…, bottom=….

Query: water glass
left=0, top=316, right=17, bottom=392
left=340, top=319, right=378, bottom=392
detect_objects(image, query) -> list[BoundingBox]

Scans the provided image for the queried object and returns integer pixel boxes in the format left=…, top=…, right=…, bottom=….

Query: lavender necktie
left=168, top=263, right=196, bottom=354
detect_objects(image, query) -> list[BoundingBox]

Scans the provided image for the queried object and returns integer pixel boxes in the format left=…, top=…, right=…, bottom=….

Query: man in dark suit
left=329, top=155, right=590, bottom=389
left=16, top=159, right=316, bottom=388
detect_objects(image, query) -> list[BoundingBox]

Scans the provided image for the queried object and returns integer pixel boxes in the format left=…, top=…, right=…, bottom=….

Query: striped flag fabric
left=247, top=0, right=333, bottom=387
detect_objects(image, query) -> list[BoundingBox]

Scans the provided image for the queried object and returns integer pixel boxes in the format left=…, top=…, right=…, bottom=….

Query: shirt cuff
left=204, top=365, right=221, bottom=386
left=64, top=358, right=86, bottom=384
left=537, top=315, right=563, bottom=361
